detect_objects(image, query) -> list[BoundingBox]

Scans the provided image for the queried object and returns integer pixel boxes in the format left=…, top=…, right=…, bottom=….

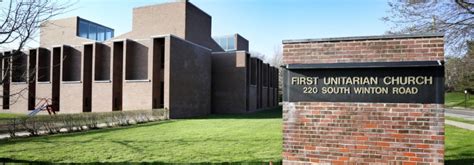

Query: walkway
left=445, top=108, right=474, bottom=130
left=445, top=108, right=474, bottom=121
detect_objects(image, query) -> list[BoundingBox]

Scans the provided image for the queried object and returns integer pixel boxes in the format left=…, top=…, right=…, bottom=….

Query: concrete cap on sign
left=282, top=33, right=444, bottom=44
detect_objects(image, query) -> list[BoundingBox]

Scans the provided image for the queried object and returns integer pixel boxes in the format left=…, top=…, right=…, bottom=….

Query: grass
left=445, top=125, right=474, bottom=164
left=1, top=107, right=474, bottom=164
left=446, top=116, right=474, bottom=125
left=445, top=92, right=474, bottom=109
left=0, top=108, right=283, bottom=164
left=0, top=113, right=24, bottom=119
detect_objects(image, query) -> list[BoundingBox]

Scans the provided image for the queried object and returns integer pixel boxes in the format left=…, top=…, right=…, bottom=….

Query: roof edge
left=282, top=33, right=444, bottom=44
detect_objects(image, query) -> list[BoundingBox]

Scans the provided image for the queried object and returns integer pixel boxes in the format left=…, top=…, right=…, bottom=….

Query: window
left=97, top=27, right=105, bottom=41
left=89, top=25, right=97, bottom=40
left=213, top=35, right=236, bottom=51
left=263, top=65, right=268, bottom=87
left=106, top=30, right=113, bottom=40
left=78, top=21, right=88, bottom=38
left=227, top=37, right=235, bottom=50
left=77, top=18, right=114, bottom=42
left=250, top=59, right=257, bottom=85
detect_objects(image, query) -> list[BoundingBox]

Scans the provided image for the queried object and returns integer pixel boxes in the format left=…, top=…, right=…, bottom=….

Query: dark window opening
left=250, top=59, right=257, bottom=85
left=94, top=44, right=111, bottom=81
left=37, top=49, right=51, bottom=82
left=28, top=49, right=37, bottom=110
left=3, top=52, right=10, bottom=109
left=263, top=65, right=268, bottom=87
left=83, top=44, right=93, bottom=112
left=112, top=41, right=124, bottom=111
left=11, top=52, right=27, bottom=82
left=52, top=47, right=61, bottom=112
left=62, top=47, right=81, bottom=81
left=125, top=41, right=148, bottom=80
left=153, top=38, right=165, bottom=109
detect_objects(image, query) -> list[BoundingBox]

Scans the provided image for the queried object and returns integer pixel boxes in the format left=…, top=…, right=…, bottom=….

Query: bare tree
left=268, top=45, right=283, bottom=67
left=383, top=0, right=473, bottom=56
left=0, top=0, right=71, bottom=105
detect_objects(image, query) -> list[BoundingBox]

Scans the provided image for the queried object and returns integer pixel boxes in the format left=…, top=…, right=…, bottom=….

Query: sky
left=11, top=0, right=393, bottom=58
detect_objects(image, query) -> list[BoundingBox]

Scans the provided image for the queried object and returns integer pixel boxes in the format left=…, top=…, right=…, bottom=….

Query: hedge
left=0, top=109, right=168, bottom=138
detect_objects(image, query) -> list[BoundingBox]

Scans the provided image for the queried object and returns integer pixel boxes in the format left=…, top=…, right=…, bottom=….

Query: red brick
left=410, top=157, right=422, bottom=161
left=339, top=148, right=349, bottom=152
left=416, top=144, right=430, bottom=149
left=331, top=160, right=345, bottom=165
left=364, top=123, right=377, bottom=128
left=403, top=161, right=417, bottom=165
left=403, top=152, right=416, bottom=157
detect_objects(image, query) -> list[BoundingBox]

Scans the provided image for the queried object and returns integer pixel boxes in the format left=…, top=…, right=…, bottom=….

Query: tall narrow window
left=11, top=52, right=27, bottom=82
left=37, top=49, right=51, bottom=82
left=250, top=59, right=257, bottom=85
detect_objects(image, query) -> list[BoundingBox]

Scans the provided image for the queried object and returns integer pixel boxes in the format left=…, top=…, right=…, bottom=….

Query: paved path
left=446, top=120, right=474, bottom=131
left=445, top=108, right=474, bottom=121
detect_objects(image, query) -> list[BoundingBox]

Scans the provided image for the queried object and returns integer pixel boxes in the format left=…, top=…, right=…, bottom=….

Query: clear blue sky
left=53, top=0, right=391, bottom=57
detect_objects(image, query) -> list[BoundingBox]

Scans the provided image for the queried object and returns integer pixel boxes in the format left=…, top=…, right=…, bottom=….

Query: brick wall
left=283, top=102, right=444, bottom=164
left=283, top=36, right=444, bottom=64
left=282, top=34, right=445, bottom=164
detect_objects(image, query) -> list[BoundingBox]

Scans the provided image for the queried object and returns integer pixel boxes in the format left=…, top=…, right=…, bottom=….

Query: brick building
left=0, top=1, right=279, bottom=118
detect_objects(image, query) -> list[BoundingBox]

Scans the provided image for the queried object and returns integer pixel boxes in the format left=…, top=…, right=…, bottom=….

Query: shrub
left=0, top=109, right=168, bottom=137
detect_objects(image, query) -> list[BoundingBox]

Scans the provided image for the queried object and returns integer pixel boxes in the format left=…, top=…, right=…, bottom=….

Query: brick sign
left=282, top=34, right=445, bottom=164
left=284, top=61, right=444, bottom=103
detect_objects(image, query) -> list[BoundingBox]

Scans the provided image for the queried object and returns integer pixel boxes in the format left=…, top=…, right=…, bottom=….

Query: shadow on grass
left=203, top=107, right=282, bottom=120
left=0, top=158, right=282, bottom=165
left=0, top=120, right=175, bottom=144
left=445, top=159, right=474, bottom=165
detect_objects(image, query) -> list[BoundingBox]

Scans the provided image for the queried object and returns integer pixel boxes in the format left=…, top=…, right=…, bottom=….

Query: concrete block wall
left=282, top=34, right=445, bottom=164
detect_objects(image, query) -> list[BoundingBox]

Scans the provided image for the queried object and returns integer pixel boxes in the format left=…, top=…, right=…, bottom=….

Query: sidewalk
left=446, top=120, right=474, bottom=131
left=445, top=108, right=474, bottom=130
left=445, top=108, right=474, bottom=121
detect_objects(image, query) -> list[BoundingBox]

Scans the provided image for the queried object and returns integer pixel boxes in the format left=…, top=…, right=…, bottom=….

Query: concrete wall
left=211, top=51, right=247, bottom=114
left=168, top=35, right=211, bottom=118
left=40, top=17, right=92, bottom=48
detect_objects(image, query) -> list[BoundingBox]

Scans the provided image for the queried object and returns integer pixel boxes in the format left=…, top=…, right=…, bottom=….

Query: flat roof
left=282, top=33, right=444, bottom=44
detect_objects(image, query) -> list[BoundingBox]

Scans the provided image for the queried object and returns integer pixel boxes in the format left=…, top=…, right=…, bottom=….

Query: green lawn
left=1, top=107, right=474, bottom=164
left=445, top=125, right=474, bottom=164
left=446, top=116, right=474, bottom=125
left=0, top=108, right=283, bottom=163
left=445, top=92, right=474, bottom=109
left=0, top=113, right=24, bottom=119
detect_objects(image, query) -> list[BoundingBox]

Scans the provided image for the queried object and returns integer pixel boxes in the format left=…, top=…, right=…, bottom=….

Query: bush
left=0, top=109, right=168, bottom=137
